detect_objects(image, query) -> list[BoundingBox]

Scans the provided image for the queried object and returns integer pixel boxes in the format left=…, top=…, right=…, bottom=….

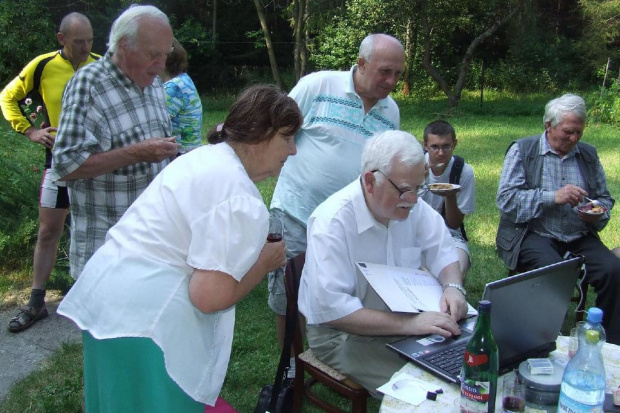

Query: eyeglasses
left=427, top=144, right=454, bottom=153
left=372, top=170, right=428, bottom=199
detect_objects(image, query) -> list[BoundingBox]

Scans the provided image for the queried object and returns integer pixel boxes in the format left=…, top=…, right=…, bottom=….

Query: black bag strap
left=441, top=155, right=468, bottom=241
left=448, top=155, right=464, bottom=185
left=268, top=279, right=297, bottom=412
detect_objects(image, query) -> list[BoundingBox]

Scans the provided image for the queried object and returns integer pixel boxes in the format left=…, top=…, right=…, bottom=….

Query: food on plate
left=429, top=183, right=454, bottom=190
left=590, top=205, right=605, bottom=214
left=577, top=204, right=607, bottom=215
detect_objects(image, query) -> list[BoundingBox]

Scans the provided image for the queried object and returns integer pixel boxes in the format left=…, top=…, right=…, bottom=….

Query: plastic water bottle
left=557, top=308, right=606, bottom=413
left=578, top=307, right=606, bottom=345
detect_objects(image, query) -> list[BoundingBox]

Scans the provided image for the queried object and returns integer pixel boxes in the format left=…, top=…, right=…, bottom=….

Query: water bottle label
left=557, top=393, right=603, bottom=413
left=460, top=379, right=491, bottom=412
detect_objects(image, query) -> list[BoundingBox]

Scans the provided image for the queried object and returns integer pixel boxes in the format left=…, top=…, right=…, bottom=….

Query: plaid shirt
left=497, top=133, right=613, bottom=243
left=52, top=52, right=172, bottom=278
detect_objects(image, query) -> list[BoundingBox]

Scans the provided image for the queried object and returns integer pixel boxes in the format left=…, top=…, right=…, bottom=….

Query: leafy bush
left=0, top=0, right=57, bottom=86
left=0, top=126, right=40, bottom=270
left=587, top=83, right=620, bottom=126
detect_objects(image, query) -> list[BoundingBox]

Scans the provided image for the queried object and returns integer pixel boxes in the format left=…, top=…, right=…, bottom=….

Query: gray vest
left=495, top=135, right=599, bottom=270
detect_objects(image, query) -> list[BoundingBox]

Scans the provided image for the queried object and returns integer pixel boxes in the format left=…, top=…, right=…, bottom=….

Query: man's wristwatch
left=443, top=283, right=467, bottom=297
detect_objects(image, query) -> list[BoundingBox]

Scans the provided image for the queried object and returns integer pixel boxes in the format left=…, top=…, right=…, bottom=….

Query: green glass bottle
left=460, top=300, right=499, bottom=413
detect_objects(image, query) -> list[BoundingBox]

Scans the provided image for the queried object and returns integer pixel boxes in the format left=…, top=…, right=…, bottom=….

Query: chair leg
left=351, top=395, right=367, bottom=413
left=292, top=368, right=304, bottom=413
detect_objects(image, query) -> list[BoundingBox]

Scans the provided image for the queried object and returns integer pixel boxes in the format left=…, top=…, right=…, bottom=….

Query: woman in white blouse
left=58, top=85, right=302, bottom=412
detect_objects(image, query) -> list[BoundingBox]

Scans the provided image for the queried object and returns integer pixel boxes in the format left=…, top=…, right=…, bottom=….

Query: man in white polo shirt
left=268, top=34, right=405, bottom=360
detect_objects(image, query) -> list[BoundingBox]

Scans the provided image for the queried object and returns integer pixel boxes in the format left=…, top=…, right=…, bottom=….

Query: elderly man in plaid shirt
left=51, top=5, right=179, bottom=279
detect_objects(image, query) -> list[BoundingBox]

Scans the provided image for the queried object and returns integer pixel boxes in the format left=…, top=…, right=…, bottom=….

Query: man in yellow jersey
left=0, top=12, right=99, bottom=332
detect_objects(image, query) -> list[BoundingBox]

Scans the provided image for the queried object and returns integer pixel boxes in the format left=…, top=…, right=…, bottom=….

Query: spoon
left=584, top=197, right=601, bottom=206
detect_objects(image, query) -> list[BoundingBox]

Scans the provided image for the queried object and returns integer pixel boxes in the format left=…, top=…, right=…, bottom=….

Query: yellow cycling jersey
left=0, top=50, right=99, bottom=134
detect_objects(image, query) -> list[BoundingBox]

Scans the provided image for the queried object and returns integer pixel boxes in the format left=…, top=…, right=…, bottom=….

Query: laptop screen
left=482, top=256, right=583, bottom=371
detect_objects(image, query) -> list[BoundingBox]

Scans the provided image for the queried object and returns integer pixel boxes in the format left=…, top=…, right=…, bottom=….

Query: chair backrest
left=284, top=252, right=306, bottom=356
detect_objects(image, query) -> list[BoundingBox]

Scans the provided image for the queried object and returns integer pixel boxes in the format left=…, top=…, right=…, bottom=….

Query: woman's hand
left=257, top=240, right=287, bottom=274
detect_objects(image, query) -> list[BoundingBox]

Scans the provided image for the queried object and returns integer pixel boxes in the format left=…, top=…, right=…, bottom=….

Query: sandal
left=8, top=305, right=48, bottom=333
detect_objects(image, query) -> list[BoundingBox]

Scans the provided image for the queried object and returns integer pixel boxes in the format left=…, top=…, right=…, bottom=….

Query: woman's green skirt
left=82, top=331, right=205, bottom=412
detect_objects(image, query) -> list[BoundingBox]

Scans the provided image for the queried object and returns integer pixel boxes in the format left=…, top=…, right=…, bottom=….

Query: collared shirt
left=164, top=72, right=203, bottom=153
left=58, top=143, right=268, bottom=405
left=51, top=52, right=173, bottom=278
left=298, top=179, right=458, bottom=325
left=270, top=65, right=400, bottom=226
left=422, top=154, right=475, bottom=240
left=497, top=133, right=613, bottom=242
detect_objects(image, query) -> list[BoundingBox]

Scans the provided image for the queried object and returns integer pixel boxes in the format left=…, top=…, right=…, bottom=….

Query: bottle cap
left=586, top=329, right=599, bottom=344
left=478, top=300, right=491, bottom=311
left=587, top=307, right=603, bottom=324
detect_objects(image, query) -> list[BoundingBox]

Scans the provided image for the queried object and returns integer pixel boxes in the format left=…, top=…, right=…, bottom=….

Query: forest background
left=0, top=0, right=619, bottom=411
left=1, top=0, right=619, bottom=108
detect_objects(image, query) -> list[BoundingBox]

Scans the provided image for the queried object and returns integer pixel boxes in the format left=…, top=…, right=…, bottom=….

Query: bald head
left=58, top=12, right=94, bottom=67
left=354, top=33, right=405, bottom=109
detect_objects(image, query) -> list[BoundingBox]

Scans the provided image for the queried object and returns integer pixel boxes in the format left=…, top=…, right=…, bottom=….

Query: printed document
left=356, top=262, right=477, bottom=315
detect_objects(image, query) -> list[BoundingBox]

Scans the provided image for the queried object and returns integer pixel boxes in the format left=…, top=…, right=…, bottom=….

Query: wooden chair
left=284, top=252, right=370, bottom=413
left=508, top=266, right=589, bottom=322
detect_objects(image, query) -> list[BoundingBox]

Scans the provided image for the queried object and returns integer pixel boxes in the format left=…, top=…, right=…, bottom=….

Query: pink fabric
left=205, top=396, right=237, bottom=413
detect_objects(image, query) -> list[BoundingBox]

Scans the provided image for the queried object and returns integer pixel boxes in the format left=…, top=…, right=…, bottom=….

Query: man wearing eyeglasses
left=422, top=120, right=475, bottom=279
left=298, top=130, right=468, bottom=397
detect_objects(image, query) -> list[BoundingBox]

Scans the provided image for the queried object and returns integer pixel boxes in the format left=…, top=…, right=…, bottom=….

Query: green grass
left=1, top=91, right=618, bottom=412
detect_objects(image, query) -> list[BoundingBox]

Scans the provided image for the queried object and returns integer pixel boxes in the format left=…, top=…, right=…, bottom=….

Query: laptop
left=386, top=256, right=584, bottom=384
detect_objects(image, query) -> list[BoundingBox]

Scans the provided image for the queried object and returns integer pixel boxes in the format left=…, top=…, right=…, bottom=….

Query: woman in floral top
left=162, top=38, right=203, bottom=153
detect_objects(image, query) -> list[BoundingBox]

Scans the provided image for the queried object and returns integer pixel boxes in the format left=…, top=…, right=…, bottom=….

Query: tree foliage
left=0, top=0, right=57, bottom=84
left=577, top=0, right=620, bottom=80
left=0, top=0, right=616, bottom=110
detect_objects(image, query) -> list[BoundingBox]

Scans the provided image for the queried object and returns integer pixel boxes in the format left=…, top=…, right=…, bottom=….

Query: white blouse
left=58, top=143, right=269, bottom=405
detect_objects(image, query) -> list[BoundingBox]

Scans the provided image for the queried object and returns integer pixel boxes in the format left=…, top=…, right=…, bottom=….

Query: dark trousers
left=518, top=232, right=620, bottom=345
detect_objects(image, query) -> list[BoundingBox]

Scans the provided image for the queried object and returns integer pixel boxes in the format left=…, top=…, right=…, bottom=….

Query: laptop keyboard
left=421, top=341, right=466, bottom=376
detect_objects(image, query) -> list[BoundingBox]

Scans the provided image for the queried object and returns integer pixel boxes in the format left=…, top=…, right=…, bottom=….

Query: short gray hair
left=361, top=130, right=424, bottom=177
left=59, top=12, right=91, bottom=35
left=358, top=33, right=403, bottom=62
left=544, top=93, right=587, bottom=128
left=108, top=4, right=169, bottom=54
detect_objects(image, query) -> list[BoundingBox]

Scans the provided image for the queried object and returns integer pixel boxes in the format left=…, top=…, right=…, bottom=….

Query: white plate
left=428, top=183, right=461, bottom=194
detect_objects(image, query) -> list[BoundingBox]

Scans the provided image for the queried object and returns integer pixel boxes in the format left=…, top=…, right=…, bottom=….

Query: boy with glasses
left=422, top=120, right=475, bottom=278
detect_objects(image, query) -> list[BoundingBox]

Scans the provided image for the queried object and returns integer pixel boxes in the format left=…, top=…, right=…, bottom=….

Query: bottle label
left=557, top=393, right=603, bottom=412
left=464, top=350, right=489, bottom=367
left=460, top=378, right=492, bottom=412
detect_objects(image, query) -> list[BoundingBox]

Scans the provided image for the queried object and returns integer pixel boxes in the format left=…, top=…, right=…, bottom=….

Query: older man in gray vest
left=496, top=93, right=620, bottom=344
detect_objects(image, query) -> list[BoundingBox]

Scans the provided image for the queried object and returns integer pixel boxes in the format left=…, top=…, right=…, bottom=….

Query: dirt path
left=0, top=297, right=81, bottom=401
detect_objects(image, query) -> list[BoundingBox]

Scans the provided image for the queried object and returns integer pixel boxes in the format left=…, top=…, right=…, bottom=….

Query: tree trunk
left=293, top=0, right=308, bottom=82
left=212, top=0, right=217, bottom=44
left=602, top=57, right=611, bottom=89
left=421, top=0, right=521, bottom=111
left=401, top=18, right=416, bottom=96
left=253, top=0, right=285, bottom=90
left=301, top=3, right=309, bottom=77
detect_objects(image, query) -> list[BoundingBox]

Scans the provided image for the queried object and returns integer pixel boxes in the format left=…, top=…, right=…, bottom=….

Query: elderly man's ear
left=362, top=171, right=377, bottom=193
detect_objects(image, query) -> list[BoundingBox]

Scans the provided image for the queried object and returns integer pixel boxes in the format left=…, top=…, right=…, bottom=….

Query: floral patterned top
left=164, top=72, right=203, bottom=153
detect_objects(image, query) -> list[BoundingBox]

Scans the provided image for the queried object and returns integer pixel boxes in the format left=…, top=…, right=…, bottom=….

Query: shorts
left=39, top=168, right=69, bottom=209
left=267, top=209, right=307, bottom=315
